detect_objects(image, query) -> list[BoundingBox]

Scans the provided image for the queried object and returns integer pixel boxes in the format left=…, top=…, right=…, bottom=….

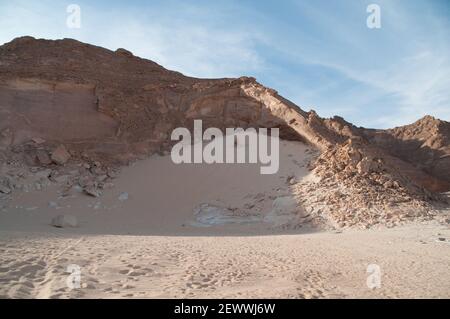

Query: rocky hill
left=0, top=36, right=449, bottom=228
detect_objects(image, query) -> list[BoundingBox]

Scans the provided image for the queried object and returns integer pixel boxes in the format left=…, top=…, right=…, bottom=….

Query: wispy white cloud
left=263, top=0, right=450, bottom=128
left=100, top=22, right=266, bottom=78
left=0, top=0, right=267, bottom=78
left=311, top=50, right=450, bottom=127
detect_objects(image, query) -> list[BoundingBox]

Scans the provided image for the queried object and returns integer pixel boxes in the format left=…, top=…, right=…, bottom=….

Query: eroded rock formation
left=1, top=36, right=449, bottom=228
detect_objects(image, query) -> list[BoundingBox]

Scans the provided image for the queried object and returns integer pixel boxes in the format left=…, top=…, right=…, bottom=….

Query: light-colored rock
left=78, top=175, right=94, bottom=188
left=48, top=201, right=58, bottom=208
left=384, top=180, right=394, bottom=188
left=51, top=215, right=78, bottom=228
left=287, top=176, right=296, bottom=185
left=51, top=145, right=71, bottom=165
left=83, top=186, right=101, bottom=198
left=31, top=137, right=46, bottom=144
left=118, top=192, right=129, bottom=201
left=356, top=157, right=373, bottom=174
left=35, top=169, right=52, bottom=179
left=73, top=185, right=83, bottom=193
left=192, top=204, right=260, bottom=226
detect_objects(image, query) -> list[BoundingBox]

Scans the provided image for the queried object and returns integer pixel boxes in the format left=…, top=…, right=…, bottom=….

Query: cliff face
left=362, top=116, right=450, bottom=189
left=0, top=37, right=313, bottom=156
left=0, top=37, right=356, bottom=162
left=0, top=36, right=449, bottom=227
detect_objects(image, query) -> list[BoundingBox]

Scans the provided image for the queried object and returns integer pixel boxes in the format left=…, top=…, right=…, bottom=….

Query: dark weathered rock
left=0, top=184, right=11, bottom=194
left=36, top=149, right=52, bottom=165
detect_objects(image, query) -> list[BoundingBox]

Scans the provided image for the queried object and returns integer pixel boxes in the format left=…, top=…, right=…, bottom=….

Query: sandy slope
left=0, top=139, right=315, bottom=235
left=0, top=139, right=449, bottom=298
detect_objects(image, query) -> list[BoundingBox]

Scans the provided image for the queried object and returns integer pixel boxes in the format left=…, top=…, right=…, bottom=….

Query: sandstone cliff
left=1, top=36, right=449, bottom=228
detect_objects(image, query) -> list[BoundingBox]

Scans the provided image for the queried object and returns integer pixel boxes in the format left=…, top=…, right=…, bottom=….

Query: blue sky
left=0, top=0, right=449, bottom=128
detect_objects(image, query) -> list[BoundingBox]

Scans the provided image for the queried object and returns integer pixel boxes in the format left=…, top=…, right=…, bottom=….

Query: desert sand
left=1, top=139, right=449, bottom=299
left=2, top=224, right=450, bottom=299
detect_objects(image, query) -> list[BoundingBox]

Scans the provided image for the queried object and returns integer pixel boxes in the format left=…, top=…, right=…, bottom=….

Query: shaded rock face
left=0, top=79, right=118, bottom=146
left=361, top=116, right=450, bottom=190
left=0, top=37, right=313, bottom=161
left=0, top=36, right=449, bottom=200
left=317, top=115, right=450, bottom=193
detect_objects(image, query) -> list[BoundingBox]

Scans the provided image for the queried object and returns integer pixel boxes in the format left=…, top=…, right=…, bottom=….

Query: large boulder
left=51, top=145, right=71, bottom=165
left=51, top=215, right=78, bottom=228
left=36, top=149, right=52, bottom=165
left=357, top=157, right=374, bottom=174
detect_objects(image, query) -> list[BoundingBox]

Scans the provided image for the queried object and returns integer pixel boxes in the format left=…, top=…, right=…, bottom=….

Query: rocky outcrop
left=295, top=137, right=444, bottom=228
left=361, top=116, right=450, bottom=191
left=1, top=36, right=449, bottom=229
left=51, top=215, right=78, bottom=228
